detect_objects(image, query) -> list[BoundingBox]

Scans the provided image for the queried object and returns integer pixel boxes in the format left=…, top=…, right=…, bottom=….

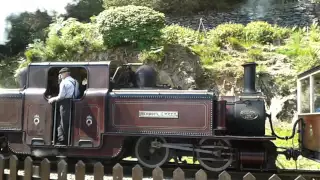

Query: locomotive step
left=53, top=144, right=68, bottom=148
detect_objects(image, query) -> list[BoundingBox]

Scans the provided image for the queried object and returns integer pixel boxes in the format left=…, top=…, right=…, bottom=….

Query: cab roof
left=28, top=61, right=113, bottom=67
left=297, top=65, right=320, bottom=79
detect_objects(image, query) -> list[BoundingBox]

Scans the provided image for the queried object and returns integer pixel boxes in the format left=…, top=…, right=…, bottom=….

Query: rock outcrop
left=77, top=45, right=299, bottom=123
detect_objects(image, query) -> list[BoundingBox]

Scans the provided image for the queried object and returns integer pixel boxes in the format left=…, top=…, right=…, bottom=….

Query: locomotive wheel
left=196, top=138, right=233, bottom=172
left=135, top=136, right=169, bottom=168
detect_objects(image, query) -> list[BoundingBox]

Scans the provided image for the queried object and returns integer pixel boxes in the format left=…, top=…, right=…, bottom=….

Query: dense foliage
left=103, top=0, right=246, bottom=15
left=24, top=18, right=104, bottom=64
left=2, top=10, right=52, bottom=56
left=96, top=5, right=165, bottom=48
left=64, top=0, right=104, bottom=22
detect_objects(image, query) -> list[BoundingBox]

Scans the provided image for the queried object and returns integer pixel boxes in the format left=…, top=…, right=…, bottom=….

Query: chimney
left=242, top=62, right=257, bottom=94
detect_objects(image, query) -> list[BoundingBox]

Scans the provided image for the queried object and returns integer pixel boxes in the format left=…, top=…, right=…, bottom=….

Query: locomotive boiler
left=0, top=60, right=318, bottom=172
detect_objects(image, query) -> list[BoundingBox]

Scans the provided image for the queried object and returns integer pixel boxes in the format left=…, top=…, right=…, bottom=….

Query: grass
left=266, top=122, right=320, bottom=170
left=123, top=122, right=320, bottom=170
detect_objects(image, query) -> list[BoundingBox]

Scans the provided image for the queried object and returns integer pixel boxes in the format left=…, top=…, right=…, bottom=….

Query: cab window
left=298, top=70, right=320, bottom=114
left=300, top=77, right=310, bottom=113
left=45, top=67, right=88, bottom=99
left=313, top=73, right=320, bottom=112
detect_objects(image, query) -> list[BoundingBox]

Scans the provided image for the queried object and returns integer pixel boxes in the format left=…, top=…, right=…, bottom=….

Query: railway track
left=1, top=156, right=320, bottom=180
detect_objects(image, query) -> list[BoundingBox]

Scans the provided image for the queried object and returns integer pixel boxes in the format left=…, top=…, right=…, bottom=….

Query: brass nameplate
left=139, top=111, right=179, bottom=119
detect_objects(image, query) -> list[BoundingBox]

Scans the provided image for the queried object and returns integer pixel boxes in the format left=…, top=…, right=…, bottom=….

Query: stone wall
left=166, top=0, right=320, bottom=30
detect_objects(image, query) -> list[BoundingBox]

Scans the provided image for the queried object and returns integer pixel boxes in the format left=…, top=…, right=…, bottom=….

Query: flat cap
left=59, top=67, right=70, bottom=74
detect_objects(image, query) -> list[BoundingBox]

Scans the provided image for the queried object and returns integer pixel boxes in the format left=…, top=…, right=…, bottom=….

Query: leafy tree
left=4, top=10, right=52, bottom=56
left=65, top=0, right=104, bottom=22
left=96, top=5, right=165, bottom=48
left=25, top=17, right=104, bottom=62
left=103, top=0, right=247, bottom=15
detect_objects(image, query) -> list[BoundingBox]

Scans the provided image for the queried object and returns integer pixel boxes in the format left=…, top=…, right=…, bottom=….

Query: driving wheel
left=196, top=138, right=233, bottom=172
left=135, top=136, right=169, bottom=168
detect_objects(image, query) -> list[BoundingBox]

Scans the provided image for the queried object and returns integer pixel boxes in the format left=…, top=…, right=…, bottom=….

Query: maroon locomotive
left=0, top=60, right=318, bottom=172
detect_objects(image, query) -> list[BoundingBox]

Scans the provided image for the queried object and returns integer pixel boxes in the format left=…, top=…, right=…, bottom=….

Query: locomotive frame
left=0, top=60, right=318, bottom=172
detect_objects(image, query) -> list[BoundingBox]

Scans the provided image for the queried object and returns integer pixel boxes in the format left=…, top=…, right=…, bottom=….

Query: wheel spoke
left=196, top=138, right=234, bottom=172
left=135, top=136, right=169, bottom=169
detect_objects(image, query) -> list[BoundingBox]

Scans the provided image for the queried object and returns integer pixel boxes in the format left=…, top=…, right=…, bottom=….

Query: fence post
left=40, top=158, right=50, bottom=180
left=173, top=167, right=185, bottom=180
left=132, top=165, right=143, bottom=180
left=57, top=159, right=68, bottom=180
left=243, top=172, right=256, bottom=180
left=195, top=169, right=207, bottom=180
left=269, top=174, right=281, bottom=180
left=24, top=156, right=33, bottom=180
left=295, top=175, right=306, bottom=180
left=113, top=163, right=123, bottom=180
left=0, top=155, right=5, bottom=180
left=75, top=160, right=85, bottom=180
left=9, top=155, right=18, bottom=180
left=93, top=162, right=104, bottom=180
left=152, top=167, right=163, bottom=180
left=219, top=171, right=231, bottom=180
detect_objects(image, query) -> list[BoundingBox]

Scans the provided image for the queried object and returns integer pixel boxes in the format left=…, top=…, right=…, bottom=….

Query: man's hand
left=48, top=97, right=56, bottom=104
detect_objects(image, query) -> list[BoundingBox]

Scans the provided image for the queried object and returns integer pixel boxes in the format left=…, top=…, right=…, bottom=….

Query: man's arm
left=48, top=81, right=66, bottom=103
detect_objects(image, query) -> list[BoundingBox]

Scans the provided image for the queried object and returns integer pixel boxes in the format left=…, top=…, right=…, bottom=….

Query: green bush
left=244, top=21, right=289, bottom=44
left=310, top=22, right=320, bottom=42
left=226, top=37, right=245, bottom=50
left=25, top=18, right=104, bottom=62
left=244, top=21, right=274, bottom=44
left=161, top=25, right=203, bottom=47
left=248, top=48, right=263, bottom=61
left=46, top=18, right=104, bottom=58
left=208, top=23, right=245, bottom=46
left=96, top=5, right=165, bottom=49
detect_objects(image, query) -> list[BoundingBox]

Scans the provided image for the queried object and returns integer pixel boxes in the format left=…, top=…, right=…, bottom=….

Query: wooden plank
left=243, top=172, right=256, bottom=180
left=75, top=161, right=85, bottom=180
left=132, top=165, right=143, bottom=180
left=173, top=167, right=185, bottom=180
left=195, top=169, right=207, bottom=180
left=40, top=158, right=50, bottom=180
left=113, top=163, right=123, bottom=180
left=93, top=162, right=104, bottom=180
left=152, top=167, right=163, bottom=180
left=23, top=156, right=33, bottom=180
left=57, top=159, right=67, bottom=180
left=9, top=155, right=18, bottom=180
left=0, top=155, right=5, bottom=180
left=219, top=171, right=231, bottom=180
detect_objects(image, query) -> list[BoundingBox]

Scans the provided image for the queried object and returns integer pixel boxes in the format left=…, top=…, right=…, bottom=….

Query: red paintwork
left=23, top=88, right=53, bottom=145
left=3, top=62, right=125, bottom=158
left=72, top=89, right=108, bottom=147
left=0, top=93, right=23, bottom=131
left=108, top=97, right=213, bottom=135
left=67, top=135, right=124, bottom=157
left=72, top=65, right=110, bottom=148
left=299, top=114, right=320, bottom=153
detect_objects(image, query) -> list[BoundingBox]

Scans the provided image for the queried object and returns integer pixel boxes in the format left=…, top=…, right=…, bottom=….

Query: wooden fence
left=0, top=155, right=309, bottom=180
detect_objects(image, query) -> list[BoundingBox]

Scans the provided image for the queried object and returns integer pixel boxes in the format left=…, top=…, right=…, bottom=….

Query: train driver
left=48, top=67, right=80, bottom=145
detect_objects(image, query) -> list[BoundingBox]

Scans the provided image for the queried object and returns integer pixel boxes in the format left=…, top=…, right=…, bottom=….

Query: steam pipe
left=242, top=62, right=257, bottom=94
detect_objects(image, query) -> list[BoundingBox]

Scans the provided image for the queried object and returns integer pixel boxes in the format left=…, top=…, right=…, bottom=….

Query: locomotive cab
left=297, top=66, right=320, bottom=162
left=2, top=61, right=119, bottom=151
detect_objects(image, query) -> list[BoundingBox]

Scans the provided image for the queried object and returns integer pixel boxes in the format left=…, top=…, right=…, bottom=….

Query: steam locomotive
left=0, top=60, right=318, bottom=172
